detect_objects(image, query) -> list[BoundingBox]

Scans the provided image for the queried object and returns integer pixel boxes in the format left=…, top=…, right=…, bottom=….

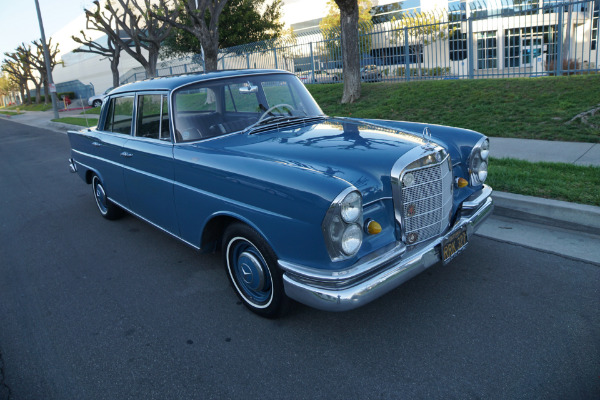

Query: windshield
left=173, top=73, right=324, bottom=142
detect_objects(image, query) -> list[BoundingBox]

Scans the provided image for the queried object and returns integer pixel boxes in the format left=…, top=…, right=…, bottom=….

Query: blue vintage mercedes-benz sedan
left=68, top=69, right=493, bottom=317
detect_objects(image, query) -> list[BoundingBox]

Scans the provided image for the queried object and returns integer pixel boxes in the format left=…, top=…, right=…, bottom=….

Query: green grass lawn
left=6, top=103, right=54, bottom=112
left=487, top=158, right=600, bottom=206
left=0, top=110, right=21, bottom=116
left=81, top=106, right=101, bottom=115
left=308, top=74, right=600, bottom=143
left=51, top=117, right=98, bottom=127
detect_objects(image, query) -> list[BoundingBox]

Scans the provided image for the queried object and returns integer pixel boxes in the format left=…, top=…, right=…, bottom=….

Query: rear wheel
left=223, top=223, right=289, bottom=318
left=92, top=175, right=123, bottom=220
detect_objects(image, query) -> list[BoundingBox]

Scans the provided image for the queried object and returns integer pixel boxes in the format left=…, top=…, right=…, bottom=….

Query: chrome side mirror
left=239, top=83, right=258, bottom=94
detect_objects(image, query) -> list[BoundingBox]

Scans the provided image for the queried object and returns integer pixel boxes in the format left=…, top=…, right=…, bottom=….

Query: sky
left=0, top=0, right=95, bottom=64
left=0, top=0, right=333, bottom=66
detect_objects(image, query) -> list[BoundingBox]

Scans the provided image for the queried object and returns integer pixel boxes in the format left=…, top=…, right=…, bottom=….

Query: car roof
left=110, top=69, right=294, bottom=94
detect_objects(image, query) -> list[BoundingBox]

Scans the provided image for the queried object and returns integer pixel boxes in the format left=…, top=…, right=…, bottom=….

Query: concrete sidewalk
left=490, top=137, right=600, bottom=166
left=0, top=108, right=98, bottom=134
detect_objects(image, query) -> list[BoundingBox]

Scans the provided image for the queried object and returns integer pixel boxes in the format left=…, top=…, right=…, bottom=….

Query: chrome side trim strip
left=107, top=197, right=201, bottom=251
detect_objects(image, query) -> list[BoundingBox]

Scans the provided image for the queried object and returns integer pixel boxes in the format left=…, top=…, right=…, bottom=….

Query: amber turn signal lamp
left=456, top=177, right=468, bottom=188
left=366, top=220, right=382, bottom=235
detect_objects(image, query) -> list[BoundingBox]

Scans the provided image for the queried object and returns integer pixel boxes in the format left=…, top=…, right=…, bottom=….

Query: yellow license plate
left=442, top=226, right=468, bottom=264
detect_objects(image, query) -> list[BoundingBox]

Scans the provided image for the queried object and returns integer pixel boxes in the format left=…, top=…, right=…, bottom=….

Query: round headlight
left=340, top=191, right=362, bottom=223
left=470, top=154, right=488, bottom=185
left=477, top=161, right=488, bottom=182
left=469, top=138, right=490, bottom=186
left=480, top=139, right=490, bottom=160
left=341, top=224, right=362, bottom=255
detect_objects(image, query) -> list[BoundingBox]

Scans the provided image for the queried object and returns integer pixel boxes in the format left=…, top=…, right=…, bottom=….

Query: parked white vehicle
left=87, top=87, right=114, bottom=108
left=298, top=70, right=339, bottom=84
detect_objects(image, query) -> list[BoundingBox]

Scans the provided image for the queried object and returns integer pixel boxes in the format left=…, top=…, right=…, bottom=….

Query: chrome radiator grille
left=399, top=154, right=453, bottom=244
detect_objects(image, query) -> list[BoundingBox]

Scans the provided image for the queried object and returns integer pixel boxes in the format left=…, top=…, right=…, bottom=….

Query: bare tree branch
left=152, top=0, right=229, bottom=71
left=84, top=0, right=175, bottom=77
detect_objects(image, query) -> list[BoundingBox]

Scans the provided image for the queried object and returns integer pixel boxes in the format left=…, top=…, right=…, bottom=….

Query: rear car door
left=92, top=94, right=135, bottom=208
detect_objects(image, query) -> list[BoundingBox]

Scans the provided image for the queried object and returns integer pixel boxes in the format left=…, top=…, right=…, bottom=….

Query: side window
left=105, top=96, right=134, bottom=135
left=136, top=94, right=163, bottom=140
left=175, top=87, right=217, bottom=113
left=225, top=83, right=261, bottom=113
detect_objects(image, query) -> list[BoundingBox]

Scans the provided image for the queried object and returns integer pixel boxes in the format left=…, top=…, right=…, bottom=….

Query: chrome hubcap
left=228, top=237, right=272, bottom=306
left=94, top=178, right=107, bottom=214
left=238, top=251, right=266, bottom=291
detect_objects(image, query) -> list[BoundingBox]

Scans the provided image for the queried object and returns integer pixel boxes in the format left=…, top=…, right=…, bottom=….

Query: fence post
left=556, top=5, right=564, bottom=76
left=468, top=17, right=474, bottom=79
left=404, top=27, right=410, bottom=81
left=246, top=53, right=250, bottom=69
left=273, top=48, right=278, bottom=69
left=310, top=42, right=316, bottom=83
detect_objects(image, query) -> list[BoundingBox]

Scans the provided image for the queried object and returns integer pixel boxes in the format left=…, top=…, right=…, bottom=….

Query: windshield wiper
left=243, top=115, right=307, bottom=135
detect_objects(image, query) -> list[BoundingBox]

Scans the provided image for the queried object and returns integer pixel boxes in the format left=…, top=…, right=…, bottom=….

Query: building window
left=592, top=0, right=599, bottom=50
left=505, top=29, right=521, bottom=67
left=449, top=9, right=468, bottom=61
left=477, top=31, right=498, bottom=69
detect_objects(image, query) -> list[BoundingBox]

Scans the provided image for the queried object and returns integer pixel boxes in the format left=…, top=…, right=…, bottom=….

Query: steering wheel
left=258, top=103, right=296, bottom=122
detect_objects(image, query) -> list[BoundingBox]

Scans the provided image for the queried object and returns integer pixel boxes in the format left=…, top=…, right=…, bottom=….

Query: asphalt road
left=1, top=119, right=599, bottom=400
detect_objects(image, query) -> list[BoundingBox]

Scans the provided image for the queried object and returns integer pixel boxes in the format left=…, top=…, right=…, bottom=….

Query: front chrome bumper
left=280, top=185, right=494, bottom=312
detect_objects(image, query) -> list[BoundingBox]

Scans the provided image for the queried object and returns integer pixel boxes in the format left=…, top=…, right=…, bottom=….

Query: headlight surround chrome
left=322, top=188, right=364, bottom=261
left=469, top=137, right=489, bottom=186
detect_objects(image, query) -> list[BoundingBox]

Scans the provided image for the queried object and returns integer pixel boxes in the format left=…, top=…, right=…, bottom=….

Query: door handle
left=92, top=141, right=102, bottom=147
left=120, top=152, right=133, bottom=158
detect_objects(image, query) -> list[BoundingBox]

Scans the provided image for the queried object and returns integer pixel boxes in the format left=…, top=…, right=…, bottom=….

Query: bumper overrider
left=279, top=185, right=494, bottom=311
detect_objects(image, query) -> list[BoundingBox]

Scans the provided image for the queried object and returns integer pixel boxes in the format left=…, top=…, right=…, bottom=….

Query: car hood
left=194, top=118, right=430, bottom=202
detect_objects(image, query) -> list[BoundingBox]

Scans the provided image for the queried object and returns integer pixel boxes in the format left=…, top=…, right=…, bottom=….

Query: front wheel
left=92, top=99, right=102, bottom=108
left=223, top=223, right=289, bottom=318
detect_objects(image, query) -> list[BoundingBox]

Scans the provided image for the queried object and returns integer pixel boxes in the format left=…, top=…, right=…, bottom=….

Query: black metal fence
left=121, top=0, right=599, bottom=84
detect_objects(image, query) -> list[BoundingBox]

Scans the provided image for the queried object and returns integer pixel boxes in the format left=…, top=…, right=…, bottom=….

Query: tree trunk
left=34, top=83, right=41, bottom=104
left=204, top=45, right=219, bottom=72
left=19, top=84, right=26, bottom=106
left=111, top=53, right=121, bottom=87
left=24, top=85, right=31, bottom=105
left=335, top=0, right=361, bottom=104
left=145, top=49, right=159, bottom=78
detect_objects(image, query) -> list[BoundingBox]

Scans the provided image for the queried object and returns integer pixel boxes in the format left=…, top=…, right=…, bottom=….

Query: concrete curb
left=493, top=191, right=600, bottom=235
